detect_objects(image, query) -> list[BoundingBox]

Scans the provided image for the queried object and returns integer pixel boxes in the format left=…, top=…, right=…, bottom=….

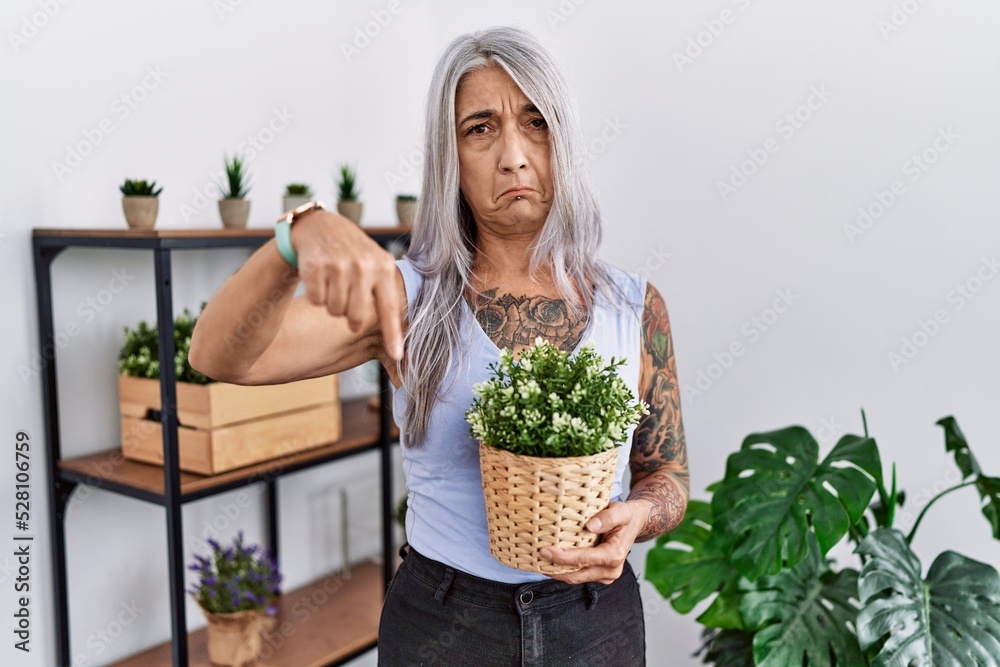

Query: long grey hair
left=396, top=26, right=633, bottom=448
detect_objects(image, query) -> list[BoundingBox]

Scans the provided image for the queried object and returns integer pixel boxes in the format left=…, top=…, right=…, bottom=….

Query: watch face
left=277, top=200, right=325, bottom=224
left=292, top=201, right=319, bottom=216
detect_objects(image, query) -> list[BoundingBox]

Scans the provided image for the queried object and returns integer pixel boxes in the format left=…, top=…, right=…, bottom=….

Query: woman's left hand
left=539, top=499, right=650, bottom=585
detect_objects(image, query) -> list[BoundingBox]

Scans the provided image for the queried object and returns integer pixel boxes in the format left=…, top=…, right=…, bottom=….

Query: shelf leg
left=153, top=248, right=188, bottom=667
left=47, top=481, right=76, bottom=666
left=378, top=365, right=394, bottom=592
left=265, top=479, right=279, bottom=591
left=340, top=487, right=351, bottom=579
left=33, top=240, right=74, bottom=666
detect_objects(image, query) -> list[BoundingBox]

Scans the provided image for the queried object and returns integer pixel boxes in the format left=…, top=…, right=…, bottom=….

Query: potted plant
left=646, top=412, right=1000, bottom=666
left=335, top=163, right=362, bottom=224
left=117, top=305, right=341, bottom=474
left=187, top=530, right=281, bottom=667
left=282, top=182, right=313, bottom=213
left=120, top=178, right=162, bottom=229
left=395, top=194, right=417, bottom=227
left=218, top=154, right=251, bottom=228
left=466, top=337, right=648, bottom=574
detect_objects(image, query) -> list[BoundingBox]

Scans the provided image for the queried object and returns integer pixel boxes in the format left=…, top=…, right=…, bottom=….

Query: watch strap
left=274, top=200, right=325, bottom=270
left=274, top=219, right=298, bottom=269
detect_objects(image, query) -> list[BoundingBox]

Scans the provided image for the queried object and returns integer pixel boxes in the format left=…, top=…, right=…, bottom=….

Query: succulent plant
left=335, top=163, right=360, bottom=202
left=284, top=182, right=313, bottom=197
left=120, top=179, right=163, bottom=197
left=222, top=154, right=251, bottom=199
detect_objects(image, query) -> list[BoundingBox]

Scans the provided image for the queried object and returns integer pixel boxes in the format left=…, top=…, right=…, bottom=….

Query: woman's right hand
left=190, top=208, right=406, bottom=386
left=291, top=210, right=405, bottom=361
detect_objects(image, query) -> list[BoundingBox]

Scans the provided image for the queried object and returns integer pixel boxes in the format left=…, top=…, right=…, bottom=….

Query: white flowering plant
left=466, top=337, right=649, bottom=458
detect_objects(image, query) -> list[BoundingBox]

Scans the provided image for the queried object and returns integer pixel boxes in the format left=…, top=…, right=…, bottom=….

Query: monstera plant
left=646, top=414, right=1000, bottom=666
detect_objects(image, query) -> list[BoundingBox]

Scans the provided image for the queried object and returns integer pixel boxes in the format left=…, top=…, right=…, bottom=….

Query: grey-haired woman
left=190, top=26, right=688, bottom=667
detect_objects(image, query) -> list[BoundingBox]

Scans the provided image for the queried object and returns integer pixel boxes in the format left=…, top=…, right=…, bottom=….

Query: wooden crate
left=118, top=374, right=341, bottom=475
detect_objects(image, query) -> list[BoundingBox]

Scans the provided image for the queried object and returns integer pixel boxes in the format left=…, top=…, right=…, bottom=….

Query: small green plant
left=222, top=154, right=250, bottom=199
left=284, top=182, right=313, bottom=197
left=119, top=179, right=162, bottom=196
left=465, top=337, right=648, bottom=458
left=336, top=163, right=360, bottom=202
left=118, top=303, right=213, bottom=384
left=395, top=193, right=417, bottom=202
left=187, top=530, right=282, bottom=616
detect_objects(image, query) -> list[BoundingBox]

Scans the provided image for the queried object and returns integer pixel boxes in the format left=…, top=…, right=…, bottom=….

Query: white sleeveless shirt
left=392, top=256, right=647, bottom=583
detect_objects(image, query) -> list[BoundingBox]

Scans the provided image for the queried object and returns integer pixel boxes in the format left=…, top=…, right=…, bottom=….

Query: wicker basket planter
left=479, top=441, right=620, bottom=574
left=119, top=374, right=340, bottom=475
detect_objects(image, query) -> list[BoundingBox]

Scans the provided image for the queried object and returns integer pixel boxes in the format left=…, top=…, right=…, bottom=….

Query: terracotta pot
left=337, top=199, right=363, bottom=225
left=218, top=199, right=250, bottom=228
left=200, top=605, right=265, bottom=667
left=122, top=196, right=159, bottom=229
left=282, top=195, right=312, bottom=214
left=395, top=199, right=417, bottom=227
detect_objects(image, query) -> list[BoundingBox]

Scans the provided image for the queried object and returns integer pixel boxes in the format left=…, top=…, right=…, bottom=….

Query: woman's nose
left=498, top=128, right=529, bottom=172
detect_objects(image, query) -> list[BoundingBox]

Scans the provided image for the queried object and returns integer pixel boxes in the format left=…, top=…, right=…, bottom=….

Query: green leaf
left=645, top=501, right=744, bottom=629
left=937, top=416, right=1000, bottom=539
left=696, top=580, right=745, bottom=630
left=713, top=428, right=881, bottom=580
left=857, top=527, right=1000, bottom=666
left=740, top=533, right=863, bottom=667
left=694, top=627, right=756, bottom=667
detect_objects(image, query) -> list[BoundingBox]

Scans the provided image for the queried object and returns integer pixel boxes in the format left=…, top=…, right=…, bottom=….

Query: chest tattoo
left=469, top=289, right=589, bottom=353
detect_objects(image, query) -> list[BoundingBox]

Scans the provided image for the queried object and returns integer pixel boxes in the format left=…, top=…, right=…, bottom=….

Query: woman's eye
left=529, top=118, right=548, bottom=129
left=467, top=123, right=488, bottom=135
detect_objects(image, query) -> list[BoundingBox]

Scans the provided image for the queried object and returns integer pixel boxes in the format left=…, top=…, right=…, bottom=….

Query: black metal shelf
left=32, top=225, right=410, bottom=667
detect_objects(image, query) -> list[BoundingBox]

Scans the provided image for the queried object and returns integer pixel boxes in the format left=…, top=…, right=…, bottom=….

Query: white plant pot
left=218, top=199, right=250, bottom=228
left=395, top=199, right=417, bottom=227
left=122, top=196, right=159, bottom=229
left=337, top=200, right=363, bottom=225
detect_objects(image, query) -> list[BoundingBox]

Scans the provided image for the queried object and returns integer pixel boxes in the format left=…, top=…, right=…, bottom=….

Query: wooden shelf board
left=33, top=225, right=411, bottom=239
left=113, top=560, right=384, bottom=667
left=58, top=397, right=397, bottom=500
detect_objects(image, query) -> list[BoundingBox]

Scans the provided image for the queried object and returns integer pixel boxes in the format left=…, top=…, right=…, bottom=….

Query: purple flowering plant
left=187, top=530, right=282, bottom=616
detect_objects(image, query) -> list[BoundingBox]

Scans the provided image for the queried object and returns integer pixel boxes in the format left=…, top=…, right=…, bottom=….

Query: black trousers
left=377, top=544, right=646, bottom=667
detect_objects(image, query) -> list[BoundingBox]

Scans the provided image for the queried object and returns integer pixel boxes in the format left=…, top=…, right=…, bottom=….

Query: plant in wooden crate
left=188, top=530, right=282, bottom=666
left=117, top=304, right=341, bottom=475
left=120, top=178, right=163, bottom=229
left=335, top=163, right=363, bottom=224
left=218, top=154, right=251, bottom=228
left=465, top=337, right=648, bottom=574
left=645, top=413, right=1000, bottom=666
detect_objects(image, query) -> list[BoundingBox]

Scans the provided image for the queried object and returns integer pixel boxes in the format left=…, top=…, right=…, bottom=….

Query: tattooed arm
left=627, top=282, right=689, bottom=542
left=542, top=281, right=688, bottom=583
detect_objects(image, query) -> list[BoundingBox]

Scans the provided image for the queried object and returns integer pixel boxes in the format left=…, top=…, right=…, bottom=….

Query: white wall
left=2, top=1, right=999, bottom=665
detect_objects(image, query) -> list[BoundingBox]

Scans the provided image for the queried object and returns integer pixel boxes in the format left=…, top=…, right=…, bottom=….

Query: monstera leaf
left=713, top=427, right=881, bottom=580
left=857, top=528, right=1000, bottom=666
left=937, top=416, right=1000, bottom=539
left=740, top=534, right=863, bottom=667
left=645, top=500, right=744, bottom=629
left=694, top=627, right=755, bottom=667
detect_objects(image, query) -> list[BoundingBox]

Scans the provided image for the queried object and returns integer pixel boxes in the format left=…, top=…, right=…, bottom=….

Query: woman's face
left=454, top=64, right=553, bottom=235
